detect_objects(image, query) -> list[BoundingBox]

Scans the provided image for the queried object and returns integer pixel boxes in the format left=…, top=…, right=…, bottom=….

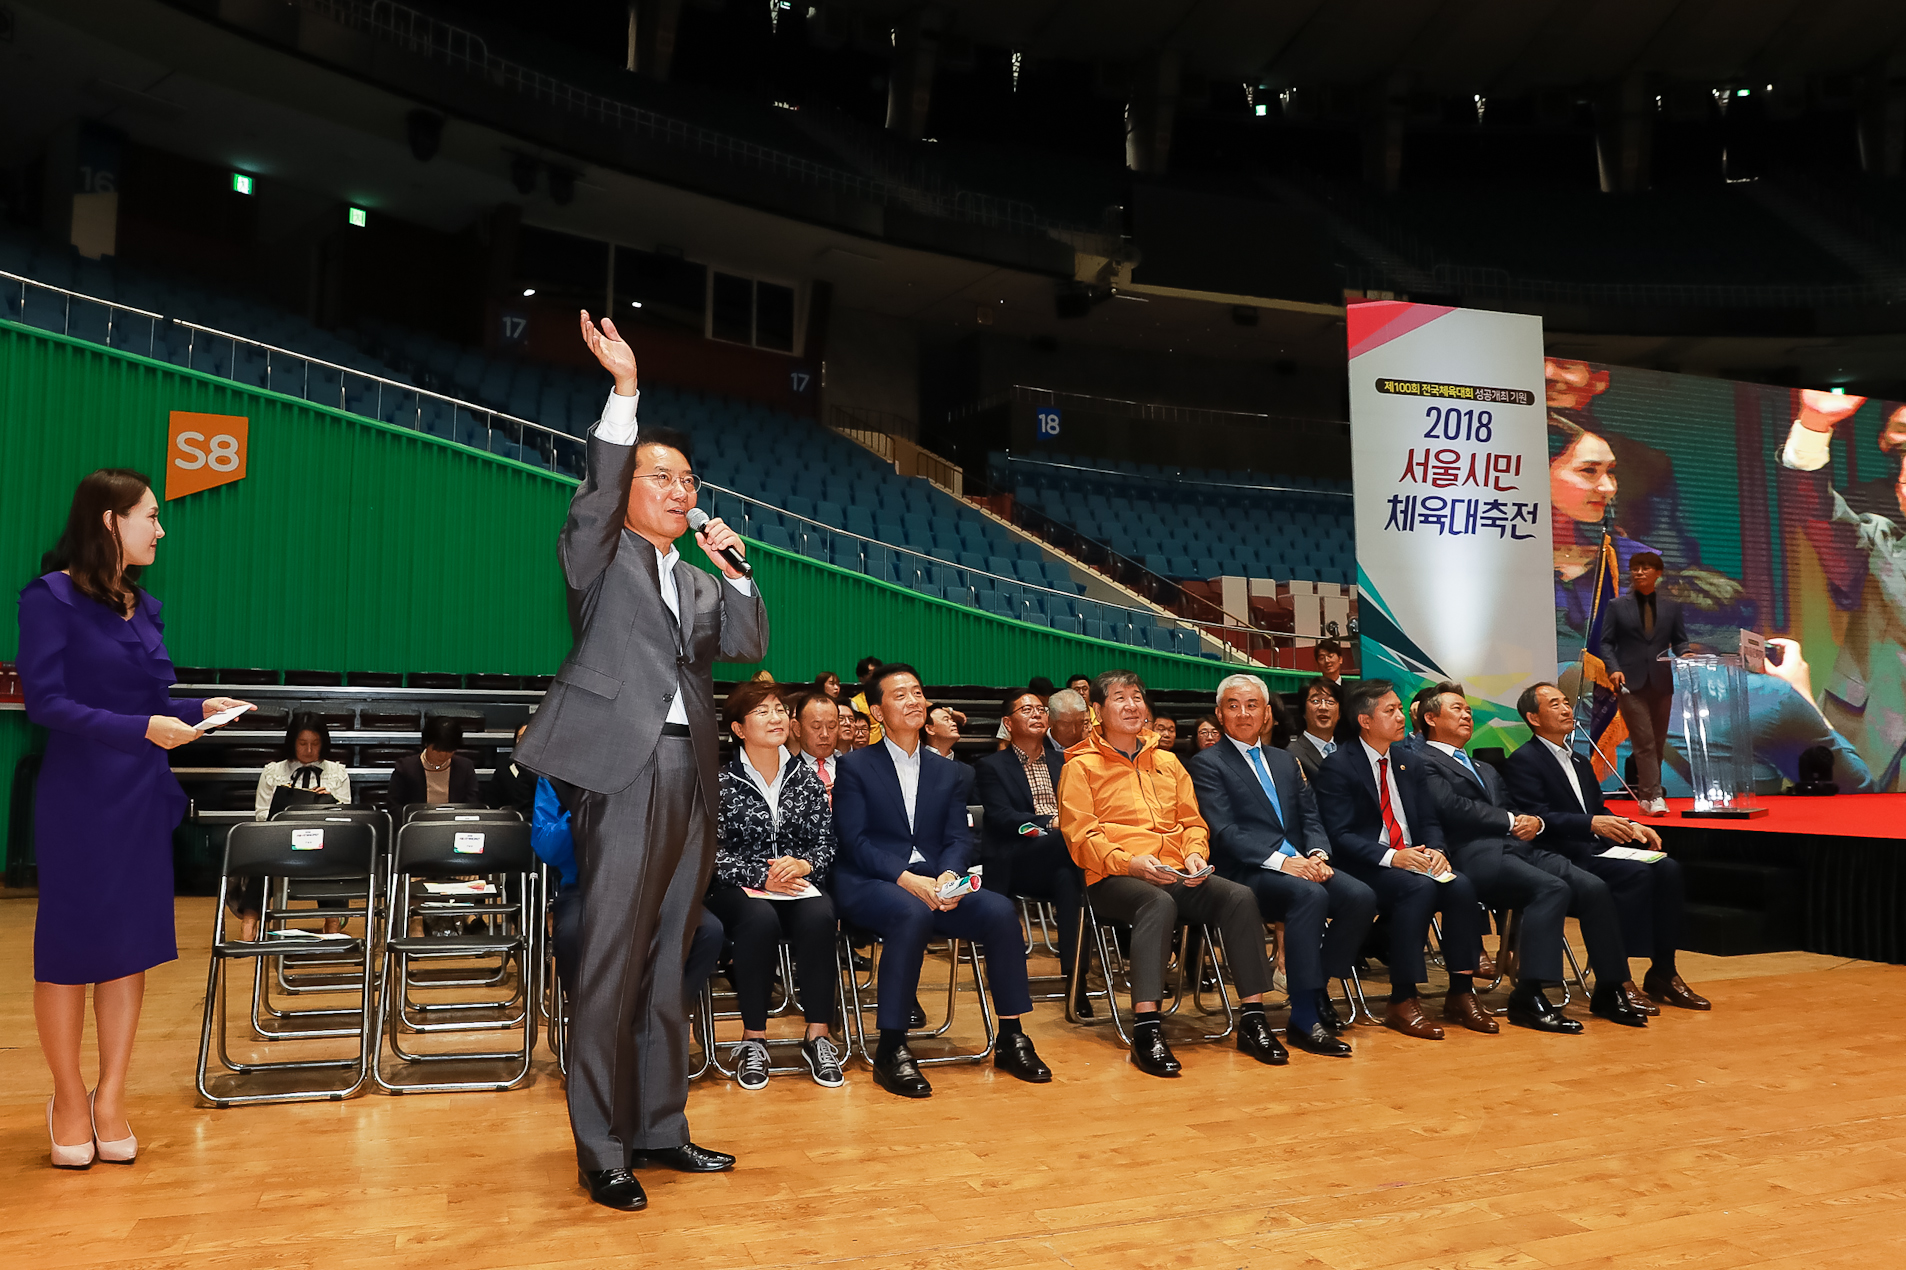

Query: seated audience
left=848, top=655, right=885, bottom=745
left=1313, top=638, right=1359, bottom=742
left=923, top=703, right=967, bottom=761
left=704, top=681, right=845, bottom=1090
left=533, top=777, right=722, bottom=1018
left=835, top=701, right=858, bottom=756
left=849, top=711, right=871, bottom=750
left=1059, top=670, right=1288, bottom=1077
left=832, top=663, right=1051, bottom=1097
left=813, top=671, right=843, bottom=700
left=487, top=723, right=538, bottom=815
left=791, top=691, right=841, bottom=804
left=1411, top=683, right=1645, bottom=1030
left=1188, top=674, right=1374, bottom=1057
left=254, top=712, right=351, bottom=820
left=1045, top=688, right=1091, bottom=751
left=1064, top=674, right=1092, bottom=698
left=1285, top=679, right=1342, bottom=779
left=1503, top=683, right=1710, bottom=1012
left=1151, top=715, right=1179, bottom=754
left=1194, top=714, right=1222, bottom=751
left=994, top=677, right=1055, bottom=749
left=1313, top=681, right=1492, bottom=1041
left=973, top=689, right=1087, bottom=1014
left=387, top=716, right=481, bottom=814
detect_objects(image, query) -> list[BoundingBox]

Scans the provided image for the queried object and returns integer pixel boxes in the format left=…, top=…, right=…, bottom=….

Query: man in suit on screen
left=1590, top=551, right=1689, bottom=815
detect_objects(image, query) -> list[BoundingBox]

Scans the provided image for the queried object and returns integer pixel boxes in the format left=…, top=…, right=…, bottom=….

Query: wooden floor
left=4, top=896, right=1904, bottom=1270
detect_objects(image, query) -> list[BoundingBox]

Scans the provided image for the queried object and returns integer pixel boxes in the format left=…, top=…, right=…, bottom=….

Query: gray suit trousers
left=567, top=736, right=712, bottom=1171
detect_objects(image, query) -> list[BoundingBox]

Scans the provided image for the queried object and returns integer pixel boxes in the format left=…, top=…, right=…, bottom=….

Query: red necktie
left=1376, top=756, right=1406, bottom=849
left=818, top=757, right=834, bottom=807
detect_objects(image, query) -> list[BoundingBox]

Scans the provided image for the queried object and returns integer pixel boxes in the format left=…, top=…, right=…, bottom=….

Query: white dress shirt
left=1303, top=730, right=1337, bottom=758
left=739, top=747, right=790, bottom=830
left=883, top=734, right=927, bottom=863
left=1781, top=420, right=1833, bottom=472
left=1535, top=735, right=1588, bottom=811
left=254, top=759, right=352, bottom=821
left=1359, top=739, right=1412, bottom=867
left=1427, top=740, right=1514, bottom=832
left=596, top=390, right=755, bottom=728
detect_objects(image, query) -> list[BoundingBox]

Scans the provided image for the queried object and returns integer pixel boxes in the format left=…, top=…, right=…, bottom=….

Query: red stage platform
left=1603, top=794, right=1906, bottom=840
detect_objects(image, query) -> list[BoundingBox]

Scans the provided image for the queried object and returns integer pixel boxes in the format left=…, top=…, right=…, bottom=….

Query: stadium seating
left=992, top=450, right=1357, bottom=587
left=0, top=225, right=1214, bottom=655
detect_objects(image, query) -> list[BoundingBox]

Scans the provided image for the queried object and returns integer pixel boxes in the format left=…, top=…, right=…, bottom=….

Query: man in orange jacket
left=1058, top=669, right=1287, bottom=1078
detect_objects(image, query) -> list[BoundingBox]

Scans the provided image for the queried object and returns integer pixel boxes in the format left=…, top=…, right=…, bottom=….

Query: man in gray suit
left=514, top=312, right=769, bottom=1212
left=1591, top=551, right=1689, bottom=815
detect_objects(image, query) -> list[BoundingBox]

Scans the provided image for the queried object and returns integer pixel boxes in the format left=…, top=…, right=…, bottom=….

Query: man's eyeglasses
left=1012, top=703, right=1049, bottom=716
left=635, top=472, right=701, bottom=494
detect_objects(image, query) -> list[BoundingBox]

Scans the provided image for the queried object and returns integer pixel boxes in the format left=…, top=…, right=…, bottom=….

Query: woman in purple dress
left=19, top=469, right=250, bottom=1169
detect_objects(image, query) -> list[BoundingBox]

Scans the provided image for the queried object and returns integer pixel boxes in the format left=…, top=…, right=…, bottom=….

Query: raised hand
left=579, top=310, right=638, bottom=395
left=1798, top=388, right=1864, bottom=433
left=693, top=515, right=749, bottom=580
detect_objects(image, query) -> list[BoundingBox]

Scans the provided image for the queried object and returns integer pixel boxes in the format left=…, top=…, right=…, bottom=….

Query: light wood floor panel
left=3, top=896, right=1903, bottom=1269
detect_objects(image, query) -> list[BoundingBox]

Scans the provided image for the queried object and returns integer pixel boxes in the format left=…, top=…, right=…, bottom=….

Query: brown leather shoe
left=1442, top=990, right=1500, bottom=1034
left=1643, top=972, right=1712, bottom=1010
left=1621, top=980, right=1661, bottom=1017
left=1383, top=997, right=1445, bottom=1040
left=1476, top=948, right=1497, bottom=982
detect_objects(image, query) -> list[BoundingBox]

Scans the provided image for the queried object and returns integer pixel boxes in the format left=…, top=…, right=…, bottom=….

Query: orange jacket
left=1058, top=729, right=1211, bottom=887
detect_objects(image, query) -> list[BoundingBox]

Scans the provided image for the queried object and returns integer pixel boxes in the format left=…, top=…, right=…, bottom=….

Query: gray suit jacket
left=1591, top=590, right=1689, bottom=695
left=513, top=430, right=769, bottom=797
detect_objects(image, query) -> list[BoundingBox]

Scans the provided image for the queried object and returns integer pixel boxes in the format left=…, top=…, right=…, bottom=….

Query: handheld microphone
left=685, top=507, right=752, bottom=578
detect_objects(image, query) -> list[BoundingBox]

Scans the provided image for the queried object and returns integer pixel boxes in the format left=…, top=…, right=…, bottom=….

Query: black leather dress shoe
left=872, top=1044, right=933, bottom=1098
left=1315, top=994, right=1348, bottom=1036
left=907, top=999, right=929, bottom=1029
left=1236, top=1012, right=1290, bottom=1066
left=580, top=1167, right=648, bottom=1211
left=1130, top=1025, right=1181, bottom=1077
left=630, top=1143, right=735, bottom=1173
left=1506, top=990, right=1584, bottom=1034
left=1589, top=988, right=1649, bottom=1028
left=994, top=1031, right=1052, bottom=1082
left=1284, top=1019, right=1354, bottom=1056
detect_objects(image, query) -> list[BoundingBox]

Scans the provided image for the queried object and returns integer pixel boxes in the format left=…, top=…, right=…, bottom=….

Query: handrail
left=295, top=0, right=1085, bottom=237
left=1, top=268, right=583, bottom=475
left=996, top=453, right=1354, bottom=500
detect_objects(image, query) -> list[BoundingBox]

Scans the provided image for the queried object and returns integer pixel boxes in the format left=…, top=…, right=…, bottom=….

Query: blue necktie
left=1454, top=749, right=1483, bottom=785
left=1244, top=747, right=1294, bottom=856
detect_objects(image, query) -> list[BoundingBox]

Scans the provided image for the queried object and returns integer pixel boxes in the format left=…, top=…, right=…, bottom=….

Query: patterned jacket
left=713, top=754, right=837, bottom=890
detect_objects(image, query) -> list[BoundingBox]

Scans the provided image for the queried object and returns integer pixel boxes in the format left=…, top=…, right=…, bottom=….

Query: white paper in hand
left=196, top=703, right=255, bottom=731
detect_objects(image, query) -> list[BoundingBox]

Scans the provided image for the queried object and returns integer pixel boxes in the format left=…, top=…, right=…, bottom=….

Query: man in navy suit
left=832, top=664, right=1053, bottom=1097
left=1502, top=682, right=1711, bottom=1012
left=1590, top=551, right=1690, bottom=815
left=1409, top=683, right=1646, bottom=1030
left=972, top=689, right=1085, bottom=1013
left=1189, top=674, right=1373, bottom=1057
left=1313, top=681, right=1492, bottom=1041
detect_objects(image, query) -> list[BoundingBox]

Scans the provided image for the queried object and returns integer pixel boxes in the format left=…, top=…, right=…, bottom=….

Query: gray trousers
left=1087, top=874, right=1271, bottom=1007
left=567, top=736, right=712, bottom=1171
left=1618, top=684, right=1673, bottom=801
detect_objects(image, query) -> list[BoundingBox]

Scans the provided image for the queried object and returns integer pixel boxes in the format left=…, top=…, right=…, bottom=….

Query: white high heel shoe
left=90, top=1091, right=136, bottom=1164
left=47, top=1097, right=95, bottom=1170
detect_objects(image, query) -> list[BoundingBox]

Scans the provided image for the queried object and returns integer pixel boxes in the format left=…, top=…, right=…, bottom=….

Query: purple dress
left=17, top=573, right=203, bottom=985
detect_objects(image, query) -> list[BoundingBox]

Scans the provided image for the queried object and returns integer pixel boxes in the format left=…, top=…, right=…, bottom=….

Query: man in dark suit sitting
left=1590, top=551, right=1690, bottom=816
left=1503, top=682, right=1710, bottom=1012
left=972, top=689, right=1086, bottom=1014
left=1284, top=678, right=1341, bottom=780
left=1189, top=674, right=1373, bottom=1057
left=832, top=663, right=1053, bottom=1097
left=1313, top=680, right=1492, bottom=1041
left=1409, top=682, right=1645, bottom=1030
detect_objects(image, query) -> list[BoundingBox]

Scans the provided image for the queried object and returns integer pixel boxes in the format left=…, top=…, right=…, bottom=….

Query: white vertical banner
left=1346, top=302, right=1555, bottom=747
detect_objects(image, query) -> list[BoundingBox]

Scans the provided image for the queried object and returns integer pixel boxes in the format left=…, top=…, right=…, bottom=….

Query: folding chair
left=1480, top=907, right=1593, bottom=1005
left=372, top=819, right=542, bottom=1093
left=196, top=820, right=379, bottom=1106
left=1065, top=888, right=1235, bottom=1045
left=840, top=924, right=998, bottom=1067
left=265, top=807, right=393, bottom=1008
left=704, top=933, right=853, bottom=1082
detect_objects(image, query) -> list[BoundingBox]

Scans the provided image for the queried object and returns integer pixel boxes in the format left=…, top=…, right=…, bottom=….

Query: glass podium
left=1671, top=653, right=1766, bottom=818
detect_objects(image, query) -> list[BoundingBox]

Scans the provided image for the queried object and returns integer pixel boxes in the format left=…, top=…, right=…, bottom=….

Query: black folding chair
left=196, top=820, right=379, bottom=1106
left=1065, top=888, right=1236, bottom=1044
left=372, top=819, right=542, bottom=1093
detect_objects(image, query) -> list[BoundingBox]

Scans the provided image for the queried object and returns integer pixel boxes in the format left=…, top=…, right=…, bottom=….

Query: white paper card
left=290, top=828, right=324, bottom=851
left=453, top=832, right=485, bottom=855
left=196, top=703, right=255, bottom=731
left=1599, top=846, right=1666, bottom=863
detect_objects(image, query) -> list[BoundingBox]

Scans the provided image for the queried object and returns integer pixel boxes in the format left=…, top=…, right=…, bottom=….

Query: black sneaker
left=801, top=1035, right=846, bottom=1088
left=733, top=1039, right=771, bottom=1090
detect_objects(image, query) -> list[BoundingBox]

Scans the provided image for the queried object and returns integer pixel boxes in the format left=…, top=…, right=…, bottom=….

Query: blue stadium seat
left=760, top=524, right=793, bottom=550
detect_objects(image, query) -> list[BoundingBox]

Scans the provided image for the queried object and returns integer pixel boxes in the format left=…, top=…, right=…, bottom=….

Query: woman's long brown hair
left=41, top=468, right=154, bottom=614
